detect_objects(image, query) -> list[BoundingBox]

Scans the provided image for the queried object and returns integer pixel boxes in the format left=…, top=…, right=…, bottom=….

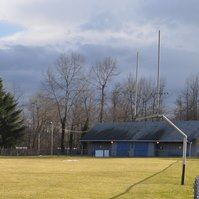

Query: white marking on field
left=62, top=159, right=79, bottom=163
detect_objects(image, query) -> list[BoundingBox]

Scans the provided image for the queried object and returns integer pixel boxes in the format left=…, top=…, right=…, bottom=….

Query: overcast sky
left=0, top=0, right=199, bottom=107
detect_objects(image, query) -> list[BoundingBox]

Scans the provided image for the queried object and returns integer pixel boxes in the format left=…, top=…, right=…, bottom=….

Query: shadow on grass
left=109, top=160, right=178, bottom=199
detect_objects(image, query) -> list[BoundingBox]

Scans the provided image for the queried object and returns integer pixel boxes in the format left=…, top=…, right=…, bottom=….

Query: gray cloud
left=139, top=0, right=199, bottom=25
left=0, top=0, right=199, bottom=108
left=0, top=45, right=59, bottom=99
left=0, top=41, right=198, bottom=108
left=81, top=11, right=123, bottom=31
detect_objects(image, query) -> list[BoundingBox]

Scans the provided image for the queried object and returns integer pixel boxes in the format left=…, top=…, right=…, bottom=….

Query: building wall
left=116, top=142, right=130, bottom=156
left=87, top=142, right=154, bottom=157
left=196, top=139, right=199, bottom=156
left=190, top=142, right=196, bottom=157
left=156, top=142, right=184, bottom=157
left=86, top=141, right=199, bottom=157
left=148, top=143, right=155, bottom=157
left=111, top=142, right=117, bottom=156
left=129, top=143, right=134, bottom=156
left=191, top=139, right=199, bottom=157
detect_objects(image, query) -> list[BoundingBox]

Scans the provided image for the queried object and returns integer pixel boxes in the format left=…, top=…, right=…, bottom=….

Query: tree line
left=0, top=52, right=198, bottom=151
left=22, top=52, right=166, bottom=153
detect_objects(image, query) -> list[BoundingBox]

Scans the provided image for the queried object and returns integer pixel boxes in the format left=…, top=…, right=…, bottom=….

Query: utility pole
left=157, top=30, right=161, bottom=114
left=36, top=106, right=40, bottom=155
left=50, top=122, right=54, bottom=155
left=134, top=51, right=139, bottom=118
left=38, top=132, right=41, bottom=155
left=31, top=103, right=40, bottom=155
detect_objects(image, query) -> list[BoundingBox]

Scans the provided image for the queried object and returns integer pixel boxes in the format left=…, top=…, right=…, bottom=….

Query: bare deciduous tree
left=92, top=57, right=117, bottom=122
left=175, top=75, right=199, bottom=120
left=108, top=77, right=166, bottom=122
left=43, top=53, right=85, bottom=153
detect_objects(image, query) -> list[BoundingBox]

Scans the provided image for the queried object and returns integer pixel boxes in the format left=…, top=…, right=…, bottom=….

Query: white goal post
left=136, top=114, right=187, bottom=185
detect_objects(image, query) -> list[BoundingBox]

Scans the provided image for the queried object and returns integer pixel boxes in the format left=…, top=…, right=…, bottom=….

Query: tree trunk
left=61, top=122, right=65, bottom=154
left=130, top=93, right=134, bottom=121
left=112, top=100, right=116, bottom=122
left=99, top=85, right=105, bottom=123
left=69, top=124, right=74, bottom=155
left=186, top=93, right=189, bottom=120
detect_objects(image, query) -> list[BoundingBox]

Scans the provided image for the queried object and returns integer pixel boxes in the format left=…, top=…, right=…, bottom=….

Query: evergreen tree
left=0, top=78, right=24, bottom=148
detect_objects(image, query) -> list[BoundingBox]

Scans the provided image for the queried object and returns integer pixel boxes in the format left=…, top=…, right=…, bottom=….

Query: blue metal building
left=81, top=121, right=199, bottom=157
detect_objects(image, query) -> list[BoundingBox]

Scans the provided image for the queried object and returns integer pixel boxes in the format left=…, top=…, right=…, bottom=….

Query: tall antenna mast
left=157, top=30, right=161, bottom=114
left=134, top=51, right=139, bottom=118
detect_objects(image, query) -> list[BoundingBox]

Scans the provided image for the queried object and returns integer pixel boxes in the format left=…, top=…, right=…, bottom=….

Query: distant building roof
left=81, top=121, right=199, bottom=142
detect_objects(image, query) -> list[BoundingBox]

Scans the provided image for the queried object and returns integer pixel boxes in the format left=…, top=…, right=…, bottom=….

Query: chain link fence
left=0, top=148, right=88, bottom=156
left=194, top=176, right=199, bottom=199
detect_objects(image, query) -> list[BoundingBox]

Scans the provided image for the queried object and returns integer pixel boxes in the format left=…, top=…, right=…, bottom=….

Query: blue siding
left=117, top=142, right=129, bottom=156
left=134, top=143, right=148, bottom=157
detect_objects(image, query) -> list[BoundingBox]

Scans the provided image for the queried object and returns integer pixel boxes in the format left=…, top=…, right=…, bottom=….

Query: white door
left=95, top=150, right=103, bottom=157
left=104, top=150, right=110, bottom=157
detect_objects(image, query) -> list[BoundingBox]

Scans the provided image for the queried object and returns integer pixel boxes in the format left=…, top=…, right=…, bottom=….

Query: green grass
left=0, top=157, right=198, bottom=199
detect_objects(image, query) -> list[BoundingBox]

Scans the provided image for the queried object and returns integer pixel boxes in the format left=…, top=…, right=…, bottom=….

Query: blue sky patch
left=0, top=21, right=23, bottom=37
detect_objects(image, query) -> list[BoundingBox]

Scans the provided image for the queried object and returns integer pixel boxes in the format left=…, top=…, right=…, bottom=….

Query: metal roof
left=81, top=121, right=199, bottom=142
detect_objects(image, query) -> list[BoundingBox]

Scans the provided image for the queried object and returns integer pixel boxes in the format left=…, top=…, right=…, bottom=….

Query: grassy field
left=0, top=157, right=198, bottom=199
